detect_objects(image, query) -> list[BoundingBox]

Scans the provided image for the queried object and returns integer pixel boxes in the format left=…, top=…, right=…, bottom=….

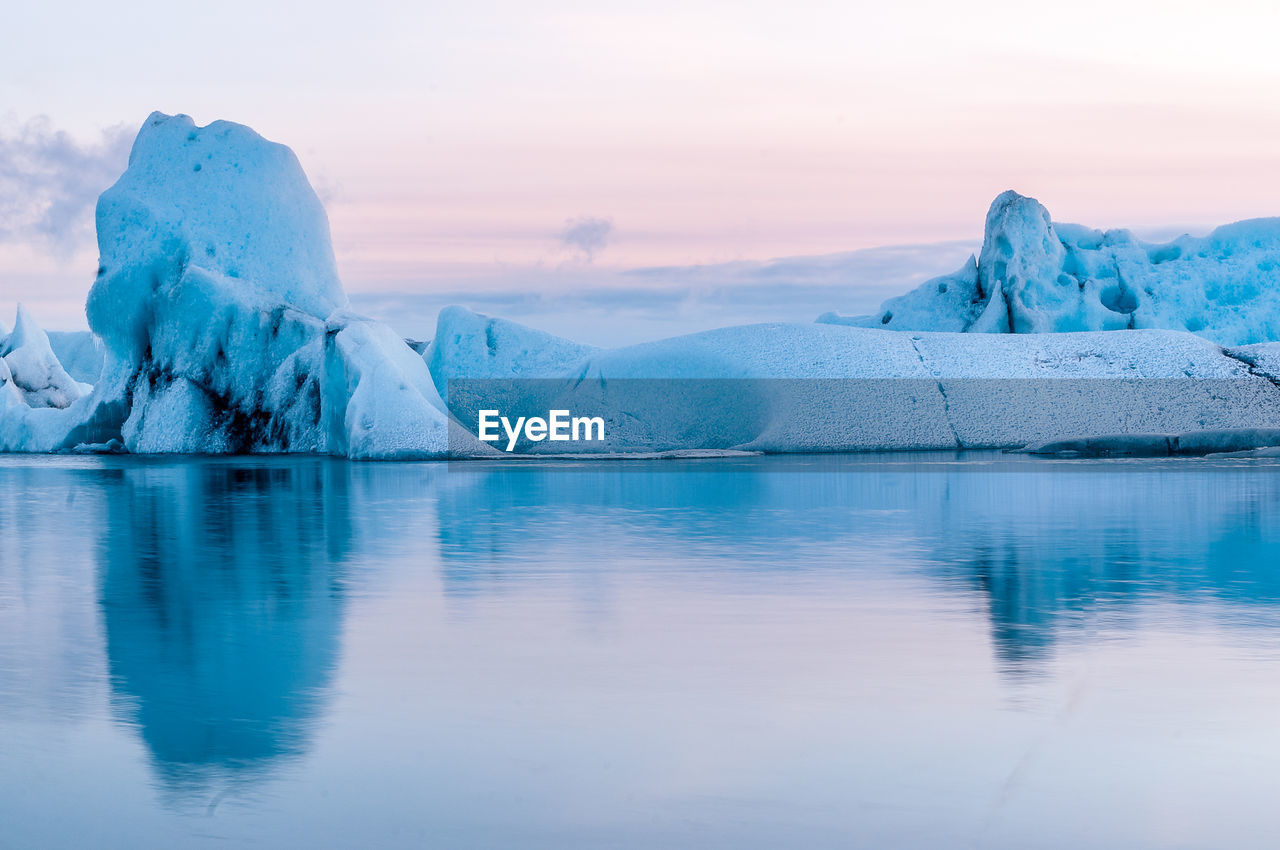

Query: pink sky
left=3, top=0, right=1280, bottom=329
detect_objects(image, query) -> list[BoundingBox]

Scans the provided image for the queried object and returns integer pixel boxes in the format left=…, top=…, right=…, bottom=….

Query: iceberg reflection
left=7, top=452, right=1280, bottom=846
left=434, top=455, right=1280, bottom=673
left=10, top=451, right=1280, bottom=815
left=97, top=459, right=353, bottom=796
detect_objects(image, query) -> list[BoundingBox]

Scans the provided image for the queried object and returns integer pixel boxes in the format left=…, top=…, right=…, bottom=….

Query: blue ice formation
left=0, top=305, right=90, bottom=410
left=0, top=113, right=455, bottom=458
left=820, top=190, right=1280, bottom=346
left=46, top=331, right=104, bottom=385
left=6, top=115, right=1280, bottom=457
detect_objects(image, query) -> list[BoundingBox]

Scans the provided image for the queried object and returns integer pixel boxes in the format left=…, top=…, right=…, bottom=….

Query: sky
left=3, top=0, right=1280, bottom=335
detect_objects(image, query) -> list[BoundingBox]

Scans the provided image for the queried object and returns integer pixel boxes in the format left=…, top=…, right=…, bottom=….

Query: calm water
left=3, top=452, right=1280, bottom=848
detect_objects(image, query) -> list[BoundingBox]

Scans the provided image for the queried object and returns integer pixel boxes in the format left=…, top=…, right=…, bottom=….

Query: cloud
left=0, top=117, right=133, bottom=256
left=347, top=239, right=977, bottom=347
left=559, top=215, right=613, bottom=261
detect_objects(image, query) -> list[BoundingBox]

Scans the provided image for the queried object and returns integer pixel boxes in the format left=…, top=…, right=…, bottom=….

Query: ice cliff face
left=821, top=190, right=1280, bottom=346
left=0, top=113, right=452, bottom=458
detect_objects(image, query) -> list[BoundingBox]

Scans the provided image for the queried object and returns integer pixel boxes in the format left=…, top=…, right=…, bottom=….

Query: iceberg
left=820, top=190, right=1280, bottom=347
left=427, top=306, right=599, bottom=395
left=0, top=113, right=455, bottom=458
left=6, top=114, right=1280, bottom=458
left=432, top=307, right=1280, bottom=454
left=0, top=305, right=90, bottom=409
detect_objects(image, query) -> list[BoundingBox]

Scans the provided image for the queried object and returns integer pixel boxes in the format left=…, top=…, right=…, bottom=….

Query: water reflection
left=7, top=451, right=1280, bottom=822
left=434, top=455, right=1280, bottom=673
left=0, top=462, right=115, bottom=720
left=96, top=460, right=352, bottom=797
left=919, top=462, right=1280, bottom=674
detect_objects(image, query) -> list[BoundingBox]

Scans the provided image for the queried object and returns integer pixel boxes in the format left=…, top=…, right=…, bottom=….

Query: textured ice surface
left=821, top=190, right=1280, bottom=346
left=908, top=330, right=1280, bottom=448
left=1225, top=341, right=1280, bottom=382
left=434, top=308, right=1280, bottom=453
left=427, top=306, right=599, bottom=398
left=0, top=113, right=452, bottom=458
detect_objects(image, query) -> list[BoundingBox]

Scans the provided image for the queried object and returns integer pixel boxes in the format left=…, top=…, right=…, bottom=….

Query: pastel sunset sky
left=3, top=0, right=1280, bottom=335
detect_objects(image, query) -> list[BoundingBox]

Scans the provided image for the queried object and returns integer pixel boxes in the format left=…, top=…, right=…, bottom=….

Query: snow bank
left=821, top=190, right=1280, bottom=346
left=433, top=308, right=1280, bottom=454
left=0, top=113, right=452, bottom=458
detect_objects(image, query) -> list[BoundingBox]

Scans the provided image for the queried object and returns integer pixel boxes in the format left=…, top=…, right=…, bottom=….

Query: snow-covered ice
left=821, top=190, right=1280, bottom=347
left=0, top=306, right=90, bottom=409
left=432, top=307, right=1280, bottom=453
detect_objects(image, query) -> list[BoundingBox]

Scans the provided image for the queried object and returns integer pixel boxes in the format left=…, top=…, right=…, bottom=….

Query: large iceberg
left=431, top=307, right=1280, bottom=453
left=820, top=190, right=1280, bottom=347
left=0, top=113, right=454, bottom=458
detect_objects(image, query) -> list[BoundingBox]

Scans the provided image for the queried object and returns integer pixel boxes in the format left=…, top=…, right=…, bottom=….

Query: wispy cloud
left=0, top=118, right=132, bottom=255
left=559, top=215, right=613, bottom=261
left=348, top=239, right=977, bottom=346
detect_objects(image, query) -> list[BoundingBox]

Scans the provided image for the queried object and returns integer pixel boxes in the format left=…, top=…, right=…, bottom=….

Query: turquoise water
left=4, top=452, right=1280, bottom=848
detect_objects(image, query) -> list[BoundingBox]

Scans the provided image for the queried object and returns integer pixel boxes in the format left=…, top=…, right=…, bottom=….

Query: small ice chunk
left=1, top=305, right=88, bottom=409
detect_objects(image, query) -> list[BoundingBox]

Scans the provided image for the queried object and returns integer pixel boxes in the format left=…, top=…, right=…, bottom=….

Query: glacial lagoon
left=4, top=452, right=1280, bottom=848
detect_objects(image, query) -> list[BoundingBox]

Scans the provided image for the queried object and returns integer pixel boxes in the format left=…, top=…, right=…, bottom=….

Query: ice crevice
left=909, top=334, right=963, bottom=450
left=1219, top=345, right=1280, bottom=393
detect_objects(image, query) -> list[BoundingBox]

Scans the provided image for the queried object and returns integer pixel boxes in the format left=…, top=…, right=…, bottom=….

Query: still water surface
left=3, top=452, right=1280, bottom=848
